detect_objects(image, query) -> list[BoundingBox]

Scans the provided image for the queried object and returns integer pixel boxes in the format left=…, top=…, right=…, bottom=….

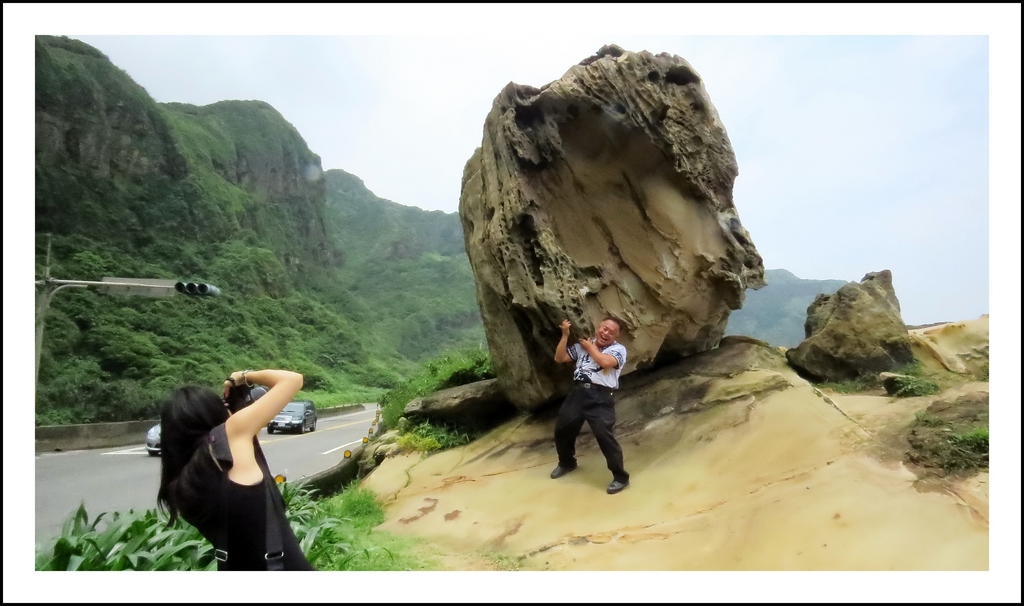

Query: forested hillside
left=323, top=169, right=483, bottom=360
left=33, top=36, right=480, bottom=425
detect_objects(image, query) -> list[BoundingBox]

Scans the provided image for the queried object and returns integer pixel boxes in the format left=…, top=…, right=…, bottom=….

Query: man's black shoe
left=607, top=480, right=629, bottom=494
left=550, top=465, right=577, bottom=479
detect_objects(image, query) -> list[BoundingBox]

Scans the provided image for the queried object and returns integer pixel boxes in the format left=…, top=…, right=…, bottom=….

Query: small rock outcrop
left=460, top=44, right=765, bottom=411
left=614, top=335, right=794, bottom=425
left=786, top=270, right=915, bottom=381
left=404, top=379, right=517, bottom=431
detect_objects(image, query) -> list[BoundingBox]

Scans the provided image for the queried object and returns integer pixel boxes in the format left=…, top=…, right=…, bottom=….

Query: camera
left=223, top=382, right=269, bottom=413
left=224, top=383, right=254, bottom=413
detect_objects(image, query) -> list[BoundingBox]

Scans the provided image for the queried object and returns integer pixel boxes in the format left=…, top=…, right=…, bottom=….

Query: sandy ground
left=359, top=319, right=990, bottom=571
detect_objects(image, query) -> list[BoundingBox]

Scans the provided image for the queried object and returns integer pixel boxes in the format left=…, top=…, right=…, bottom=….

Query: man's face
left=595, top=320, right=620, bottom=347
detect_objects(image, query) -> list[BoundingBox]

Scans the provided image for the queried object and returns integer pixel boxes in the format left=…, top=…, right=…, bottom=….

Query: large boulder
left=786, top=270, right=915, bottom=381
left=459, top=44, right=765, bottom=411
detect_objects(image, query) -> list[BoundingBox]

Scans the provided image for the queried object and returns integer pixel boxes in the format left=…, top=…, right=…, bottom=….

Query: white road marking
left=103, top=446, right=148, bottom=455
left=322, top=439, right=362, bottom=455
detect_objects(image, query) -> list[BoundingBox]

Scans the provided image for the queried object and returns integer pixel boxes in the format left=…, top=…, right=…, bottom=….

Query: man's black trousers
left=554, top=384, right=629, bottom=483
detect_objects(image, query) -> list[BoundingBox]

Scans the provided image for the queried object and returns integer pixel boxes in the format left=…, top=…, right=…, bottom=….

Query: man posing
left=551, top=317, right=630, bottom=494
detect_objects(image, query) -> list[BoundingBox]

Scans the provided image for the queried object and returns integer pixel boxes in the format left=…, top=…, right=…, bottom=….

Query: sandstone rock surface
left=460, top=44, right=765, bottom=411
left=908, top=315, right=989, bottom=376
left=786, top=270, right=915, bottom=381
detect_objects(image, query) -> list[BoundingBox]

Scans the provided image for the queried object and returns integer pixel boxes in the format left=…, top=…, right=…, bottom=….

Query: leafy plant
left=36, top=504, right=215, bottom=571
left=36, top=481, right=482, bottom=572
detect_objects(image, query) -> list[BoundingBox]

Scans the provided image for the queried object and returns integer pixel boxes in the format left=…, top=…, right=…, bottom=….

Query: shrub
left=395, top=421, right=472, bottom=453
left=891, top=375, right=941, bottom=398
left=950, top=428, right=989, bottom=454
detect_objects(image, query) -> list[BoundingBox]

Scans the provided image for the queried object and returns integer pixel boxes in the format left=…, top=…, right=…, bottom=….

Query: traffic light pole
left=34, top=281, right=87, bottom=387
left=34, top=277, right=221, bottom=393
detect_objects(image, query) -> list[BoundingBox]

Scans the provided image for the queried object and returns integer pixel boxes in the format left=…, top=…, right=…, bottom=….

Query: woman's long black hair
left=157, top=383, right=260, bottom=525
left=156, top=385, right=230, bottom=525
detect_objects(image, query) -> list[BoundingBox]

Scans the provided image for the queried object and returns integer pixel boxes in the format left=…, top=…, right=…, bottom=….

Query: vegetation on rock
left=905, top=393, right=989, bottom=473
left=378, top=348, right=495, bottom=430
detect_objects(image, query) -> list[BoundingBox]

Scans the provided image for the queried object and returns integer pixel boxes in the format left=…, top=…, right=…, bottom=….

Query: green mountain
left=33, top=36, right=479, bottom=425
left=725, top=269, right=849, bottom=347
left=322, top=169, right=483, bottom=360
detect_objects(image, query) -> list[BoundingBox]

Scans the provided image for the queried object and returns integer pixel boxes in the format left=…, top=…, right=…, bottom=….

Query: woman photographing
left=156, top=369, right=314, bottom=570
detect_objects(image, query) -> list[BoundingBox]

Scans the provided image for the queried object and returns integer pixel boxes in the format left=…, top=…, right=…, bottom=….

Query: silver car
left=146, top=423, right=161, bottom=456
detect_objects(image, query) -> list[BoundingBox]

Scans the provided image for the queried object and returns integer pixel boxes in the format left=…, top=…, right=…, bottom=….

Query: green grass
left=889, top=375, right=941, bottom=398
left=817, top=359, right=975, bottom=397
left=913, top=410, right=945, bottom=426
left=818, top=375, right=878, bottom=394
left=906, top=397, right=989, bottom=474
left=394, top=419, right=473, bottom=453
left=950, top=427, right=989, bottom=453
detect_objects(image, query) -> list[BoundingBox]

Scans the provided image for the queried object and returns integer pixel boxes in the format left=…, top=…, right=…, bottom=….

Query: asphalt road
left=34, top=405, right=379, bottom=548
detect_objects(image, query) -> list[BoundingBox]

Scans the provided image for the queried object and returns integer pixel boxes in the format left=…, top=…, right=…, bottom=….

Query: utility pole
left=34, top=235, right=222, bottom=392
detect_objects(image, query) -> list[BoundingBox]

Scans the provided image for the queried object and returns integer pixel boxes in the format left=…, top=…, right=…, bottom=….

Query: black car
left=267, top=400, right=317, bottom=434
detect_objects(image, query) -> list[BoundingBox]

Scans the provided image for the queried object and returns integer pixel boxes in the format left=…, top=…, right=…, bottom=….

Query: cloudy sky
left=5, top=3, right=1020, bottom=601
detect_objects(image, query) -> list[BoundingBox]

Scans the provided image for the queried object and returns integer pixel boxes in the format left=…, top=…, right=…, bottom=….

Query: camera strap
left=257, top=442, right=286, bottom=571
left=209, top=428, right=286, bottom=571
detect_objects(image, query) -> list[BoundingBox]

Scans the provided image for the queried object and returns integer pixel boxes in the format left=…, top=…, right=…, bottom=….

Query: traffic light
left=174, top=282, right=222, bottom=297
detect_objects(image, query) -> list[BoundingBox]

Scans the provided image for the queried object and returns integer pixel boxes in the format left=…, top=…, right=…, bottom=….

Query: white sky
left=4, top=3, right=1020, bottom=603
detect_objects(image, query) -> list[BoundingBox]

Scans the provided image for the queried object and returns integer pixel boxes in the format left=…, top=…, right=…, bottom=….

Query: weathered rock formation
left=459, top=44, right=765, bottom=411
left=613, top=335, right=792, bottom=426
left=908, top=315, right=989, bottom=377
left=786, top=270, right=915, bottom=381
